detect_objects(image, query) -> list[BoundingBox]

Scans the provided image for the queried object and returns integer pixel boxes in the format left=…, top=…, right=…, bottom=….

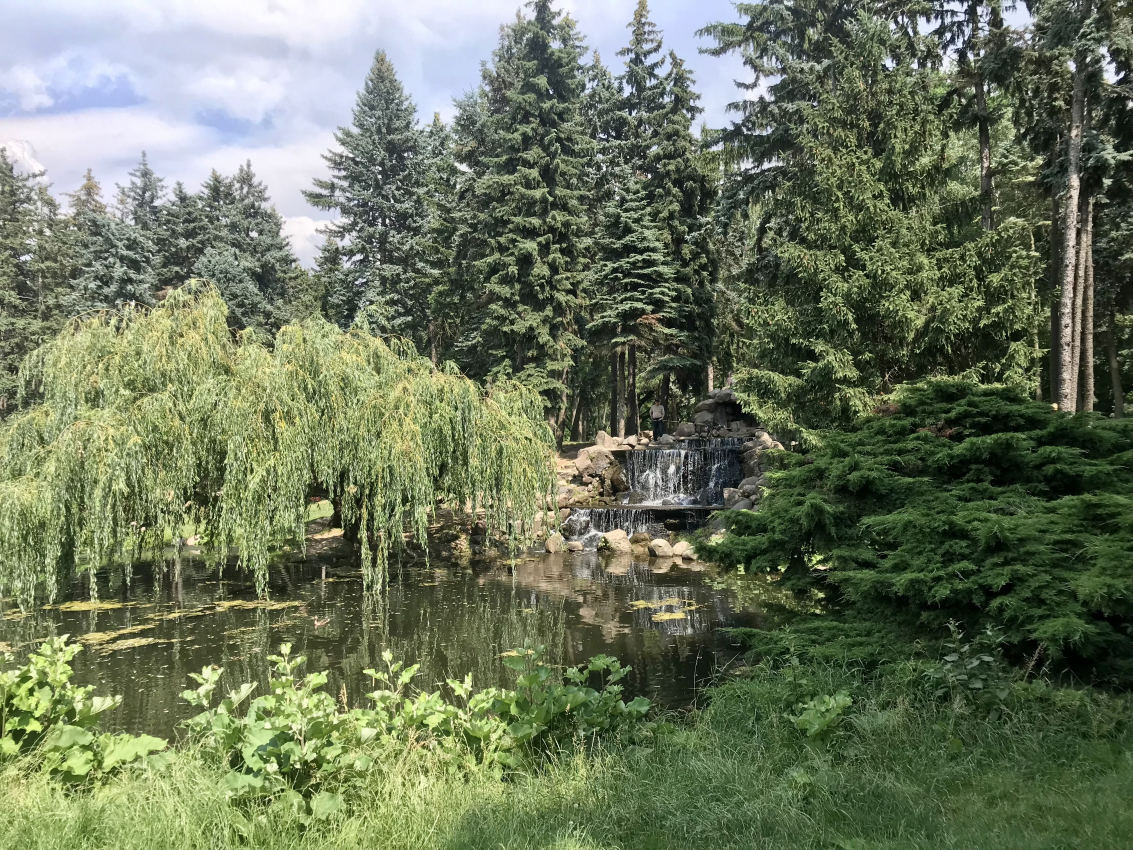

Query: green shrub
left=0, top=637, right=167, bottom=783
left=707, top=380, right=1133, bottom=681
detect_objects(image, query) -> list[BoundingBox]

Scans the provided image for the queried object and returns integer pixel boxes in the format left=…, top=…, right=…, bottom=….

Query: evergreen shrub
left=708, top=380, right=1133, bottom=681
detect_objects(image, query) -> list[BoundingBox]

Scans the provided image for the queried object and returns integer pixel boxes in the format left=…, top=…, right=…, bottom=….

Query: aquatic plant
left=0, top=284, right=556, bottom=603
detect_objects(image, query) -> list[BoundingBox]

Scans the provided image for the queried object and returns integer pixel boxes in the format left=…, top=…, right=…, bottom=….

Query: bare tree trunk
left=976, top=79, right=994, bottom=230
left=707, top=363, right=714, bottom=393
left=568, top=386, right=583, bottom=442
left=1049, top=193, right=1061, bottom=404
left=1057, top=62, right=1087, bottom=413
left=1071, top=194, right=1089, bottom=406
left=626, top=343, right=639, bottom=436
left=609, top=349, right=619, bottom=436
left=659, top=371, right=671, bottom=418
left=616, top=349, right=626, bottom=439
left=1080, top=198, right=1095, bottom=411
left=1106, top=313, right=1124, bottom=418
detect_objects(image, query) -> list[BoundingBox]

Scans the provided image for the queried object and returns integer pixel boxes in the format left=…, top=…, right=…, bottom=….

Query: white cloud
left=282, top=215, right=329, bottom=268
left=0, top=138, right=47, bottom=177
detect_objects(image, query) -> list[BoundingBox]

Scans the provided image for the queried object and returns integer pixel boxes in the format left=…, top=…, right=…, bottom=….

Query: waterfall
left=622, top=438, right=743, bottom=506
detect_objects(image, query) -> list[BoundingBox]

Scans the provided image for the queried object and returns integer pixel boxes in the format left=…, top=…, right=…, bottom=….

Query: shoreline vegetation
left=2, top=633, right=1131, bottom=850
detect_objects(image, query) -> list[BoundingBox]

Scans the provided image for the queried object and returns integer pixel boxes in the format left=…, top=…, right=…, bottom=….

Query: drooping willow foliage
left=0, top=285, right=556, bottom=604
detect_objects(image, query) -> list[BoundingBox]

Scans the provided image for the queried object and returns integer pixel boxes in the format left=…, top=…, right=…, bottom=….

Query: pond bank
left=2, top=655, right=1130, bottom=850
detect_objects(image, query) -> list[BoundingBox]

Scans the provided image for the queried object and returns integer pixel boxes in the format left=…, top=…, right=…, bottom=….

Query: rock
left=753, top=431, right=774, bottom=449
left=566, top=541, right=584, bottom=552
left=579, top=446, right=615, bottom=477
left=623, top=434, right=638, bottom=448
left=559, top=508, right=573, bottom=522
left=717, top=388, right=736, bottom=402
left=648, top=538, right=673, bottom=557
left=672, top=540, right=690, bottom=557
left=723, top=487, right=743, bottom=508
left=693, top=410, right=715, bottom=426
left=641, top=430, right=653, bottom=440
left=770, top=440, right=784, bottom=451
left=630, top=532, right=651, bottom=545
left=604, top=461, right=628, bottom=493
left=598, top=529, right=632, bottom=555
left=574, top=453, right=595, bottom=478
left=708, top=389, right=720, bottom=398
left=595, top=430, right=614, bottom=448
left=184, top=535, right=201, bottom=546
left=658, top=434, right=676, bottom=446
left=557, top=491, right=571, bottom=509
left=545, top=533, right=564, bottom=553
left=581, top=475, right=595, bottom=485
left=739, top=476, right=760, bottom=489
left=731, top=498, right=754, bottom=511
left=638, top=438, right=650, bottom=447
left=694, top=399, right=717, bottom=413
left=741, top=485, right=759, bottom=498
left=675, top=422, right=697, bottom=438
left=682, top=547, right=697, bottom=560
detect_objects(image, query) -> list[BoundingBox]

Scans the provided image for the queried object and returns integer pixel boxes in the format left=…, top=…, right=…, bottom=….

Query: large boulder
left=648, top=538, right=673, bottom=557
left=598, top=529, right=632, bottom=555
left=693, top=411, right=715, bottom=426
left=731, top=498, right=754, bottom=511
left=753, top=431, right=775, bottom=449
left=545, top=533, right=564, bottom=553
left=675, top=422, right=697, bottom=438
left=672, top=540, right=691, bottom=558
left=622, top=434, right=638, bottom=448
left=657, top=434, right=676, bottom=446
left=595, top=430, right=615, bottom=448
left=694, top=399, right=717, bottom=413
left=723, top=487, right=743, bottom=508
left=578, top=446, right=615, bottom=477
left=565, top=540, right=584, bottom=552
left=603, top=461, right=628, bottom=493
left=630, top=531, right=651, bottom=545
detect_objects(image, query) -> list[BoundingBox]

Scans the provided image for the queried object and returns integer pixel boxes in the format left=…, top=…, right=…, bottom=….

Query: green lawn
left=2, top=660, right=1129, bottom=850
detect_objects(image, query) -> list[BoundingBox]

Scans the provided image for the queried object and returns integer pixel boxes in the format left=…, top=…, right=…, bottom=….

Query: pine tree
left=418, top=114, right=465, bottom=362
left=313, top=236, right=351, bottom=328
left=467, top=0, right=593, bottom=430
left=701, top=1, right=1039, bottom=433
left=64, top=169, right=107, bottom=218
left=305, top=50, right=427, bottom=345
left=69, top=211, right=157, bottom=312
left=115, top=152, right=165, bottom=231
left=193, top=247, right=265, bottom=329
left=154, top=181, right=209, bottom=291
left=0, top=150, right=68, bottom=414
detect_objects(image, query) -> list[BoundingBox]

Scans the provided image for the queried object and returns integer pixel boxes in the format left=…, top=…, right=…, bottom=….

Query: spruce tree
left=115, top=152, right=165, bottom=231
left=69, top=211, right=157, bottom=312
left=193, top=247, right=266, bottom=330
left=468, top=0, right=593, bottom=429
left=313, top=236, right=352, bottom=329
left=64, top=169, right=107, bottom=218
left=418, top=114, right=463, bottom=362
left=305, top=50, right=427, bottom=344
left=154, top=181, right=209, bottom=291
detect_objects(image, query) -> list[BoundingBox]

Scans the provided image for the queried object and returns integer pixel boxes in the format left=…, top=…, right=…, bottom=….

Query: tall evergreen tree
left=64, top=169, right=107, bottom=218
left=305, top=50, right=427, bottom=344
left=0, top=151, right=67, bottom=414
left=701, top=0, right=1039, bottom=433
left=467, top=0, right=593, bottom=431
left=115, top=152, right=165, bottom=231
left=154, top=181, right=209, bottom=290
left=69, top=211, right=157, bottom=312
left=418, top=113, right=463, bottom=362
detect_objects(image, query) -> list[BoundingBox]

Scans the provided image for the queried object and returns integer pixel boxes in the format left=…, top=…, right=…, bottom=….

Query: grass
left=2, top=660, right=1131, bottom=849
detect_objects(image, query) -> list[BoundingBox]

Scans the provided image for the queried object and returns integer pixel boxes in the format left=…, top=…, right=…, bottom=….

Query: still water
left=0, top=543, right=787, bottom=739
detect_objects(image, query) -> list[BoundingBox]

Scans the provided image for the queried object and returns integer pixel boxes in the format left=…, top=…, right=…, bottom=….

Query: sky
left=0, top=0, right=748, bottom=266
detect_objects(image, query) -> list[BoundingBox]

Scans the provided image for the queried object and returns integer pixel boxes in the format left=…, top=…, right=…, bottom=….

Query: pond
left=0, top=542, right=791, bottom=739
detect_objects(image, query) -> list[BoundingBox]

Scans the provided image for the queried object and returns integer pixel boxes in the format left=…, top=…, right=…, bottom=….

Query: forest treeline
left=1, top=0, right=1130, bottom=439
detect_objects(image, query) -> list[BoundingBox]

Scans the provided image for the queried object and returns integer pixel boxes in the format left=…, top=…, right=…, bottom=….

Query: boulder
left=694, top=399, right=717, bottom=413
left=693, top=411, right=715, bottom=426
left=595, top=430, right=614, bottom=448
left=603, top=462, right=628, bottom=493
left=545, top=533, right=564, bottom=553
left=739, top=476, right=761, bottom=489
left=566, top=541, right=584, bottom=552
left=770, top=440, right=785, bottom=451
left=630, top=532, right=652, bottom=545
left=623, top=434, right=638, bottom=448
left=648, top=538, right=673, bottom=557
left=672, top=540, right=690, bottom=558
left=641, top=430, right=653, bottom=440
left=681, top=546, right=698, bottom=560
left=741, top=485, right=759, bottom=498
left=658, top=434, right=676, bottom=446
left=723, top=487, right=743, bottom=508
left=753, top=431, right=774, bottom=449
left=675, top=422, right=697, bottom=438
left=717, top=388, right=736, bottom=403
left=580, top=446, right=616, bottom=477
left=559, top=508, right=573, bottom=522
left=731, top=498, right=754, bottom=511
left=574, top=453, right=595, bottom=478
left=598, top=529, right=632, bottom=555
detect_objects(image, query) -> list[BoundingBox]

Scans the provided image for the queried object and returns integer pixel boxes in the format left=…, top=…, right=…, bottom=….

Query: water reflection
left=0, top=547, right=790, bottom=738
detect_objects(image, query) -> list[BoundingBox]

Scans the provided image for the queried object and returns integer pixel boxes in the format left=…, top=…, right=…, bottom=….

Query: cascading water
left=564, top=438, right=746, bottom=549
left=621, top=438, right=743, bottom=506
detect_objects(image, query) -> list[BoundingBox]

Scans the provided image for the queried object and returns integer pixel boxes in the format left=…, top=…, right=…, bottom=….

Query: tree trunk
left=1106, top=314, right=1124, bottom=418
left=975, top=78, right=994, bottom=230
left=1070, top=194, right=1089, bottom=406
left=1080, top=197, right=1095, bottom=411
left=616, top=349, right=626, bottom=439
left=568, top=384, right=583, bottom=442
left=1049, top=192, right=1061, bottom=404
left=659, top=372, right=671, bottom=418
left=609, top=349, right=619, bottom=436
left=1057, top=61, right=1087, bottom=413
left=707, top=363, right=714, bottom=393
left=626, top=343, right=639, bottom=436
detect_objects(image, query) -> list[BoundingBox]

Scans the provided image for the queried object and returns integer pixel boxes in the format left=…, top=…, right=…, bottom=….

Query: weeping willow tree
left=0, top=284, right=556, bottom=604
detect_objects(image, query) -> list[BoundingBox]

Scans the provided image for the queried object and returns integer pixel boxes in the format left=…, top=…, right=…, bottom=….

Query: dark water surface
left=0, top=545, right=786, bottom=739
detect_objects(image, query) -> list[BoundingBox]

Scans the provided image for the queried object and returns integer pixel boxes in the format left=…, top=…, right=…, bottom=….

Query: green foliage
left=923, top=623, right=1015, bottom=711
left=788, top=692, right=852, bottom=739
left=707, top=380, right=1133, bottom=679
left=0, top=637, right=166, bottom=783
left=183, top=643, right=654, bottom=814
left=0, top=285, right=555, bottom=602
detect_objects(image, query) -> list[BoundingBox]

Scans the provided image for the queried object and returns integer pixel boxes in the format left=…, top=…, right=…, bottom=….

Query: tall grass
left=2, top=660, right=1130, bottom=849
